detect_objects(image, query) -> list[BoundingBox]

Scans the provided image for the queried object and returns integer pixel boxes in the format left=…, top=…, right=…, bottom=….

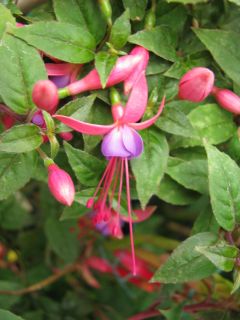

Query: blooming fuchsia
left=212, top=86, right=240, bottom=114
left=179, top=67, right=215, bottom=102
left=54, top=72, right=165, bottom=275
left=58, top=49, right=144, bottom=98
left=46, top=63, right=82, bottom=88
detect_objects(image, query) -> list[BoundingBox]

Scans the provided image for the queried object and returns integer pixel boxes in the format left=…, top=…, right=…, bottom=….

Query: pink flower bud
left=212, top=87, right=240, bottom=114
left=58, top=132, right=73, bottom=141
left=48, top=164, right=75, bottom=206
left=1, top=114, right=16, bottom=130
left=67, top=54, right=142, bottom=95
left=179, top=67, right=215, bottom=102
left=32, top=80, right=59, bottom=113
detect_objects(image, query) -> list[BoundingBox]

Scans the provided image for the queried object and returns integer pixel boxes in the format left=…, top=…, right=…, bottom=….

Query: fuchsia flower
left=179, top=67, right=215, bottom=102
left=32, top=80, right=59, bottom=114
left=46, top=63, right=82, bottom=88
left=48, top=164, right=75, bottom=206
left=124, top=46, right=149, bottom=95
left=53, top=72, right=165, bottom=275
left=212, top=87, right=240, bottom=114
left=64, top=52, right=143, bottom=96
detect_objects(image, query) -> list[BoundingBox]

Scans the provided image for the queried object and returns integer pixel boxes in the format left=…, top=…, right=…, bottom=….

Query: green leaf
left=122, top=0, right=147, bottom=20
left=60, top=202, right=90, bottom=221
left=0, top=125, right=42, bottom=153
left=0, top=310, right=24, bottom=320
left=0, top=282, right=22, bottom=309
left=44, top=217, right=79, bottom=263
left=53, top=0, right=106, bottom=43
left=166, top=0, right=207, bottom=3
left=196, top=241, right=238, bottom=272
left=194, top=28, right=240, bottom=86
left=0, top=151, right=37, bottom=200
left=131, top=128, right=169, bottom=208
left=155, top=103, right=196, bottom=137
left=152, top=232, right=218, bottom=283
left=167, top=158, right=208, bottom=194
left=109, top=10, right=131, bottom=49
left=157, top=175, right=199, bottom=205
left=188, top=104, right=236, bottom=145
left=205, top=143, right=240, bottom=231
left=129, top=26, right=177, bottom=62
left=13, top=21, right=96, bottom=63
left=0, top=3, right=15, bottom=39
left=0, top=34, right=47, bottom=114
left=0, top=195, right=30, bottom=230
left=64, top=142, right=106, bottom=187
left=229, top=0, right=240, bottom=5
left=95, top=52, right=117, bottom=88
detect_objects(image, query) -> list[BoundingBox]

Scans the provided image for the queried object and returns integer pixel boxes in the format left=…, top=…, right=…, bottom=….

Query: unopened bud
left=212, top=87, right=240, bottom=114
left=48, top=164, right=75, bottom=206
left=178, top=67, right=215, bottom=102
left=32, top=80, right=59, bottom=113
left=59, top=132, right=73, bottom=141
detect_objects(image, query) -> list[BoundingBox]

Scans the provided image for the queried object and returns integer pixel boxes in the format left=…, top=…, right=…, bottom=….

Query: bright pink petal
left=121, top=206, right=157, bottom=223
left=129, top=96, right=165, bottom=131
left=122, top=71, right=148, bottom=123
left=46, top=63, right=73, bottom=76
left=53, top=115, right=115, bottom=135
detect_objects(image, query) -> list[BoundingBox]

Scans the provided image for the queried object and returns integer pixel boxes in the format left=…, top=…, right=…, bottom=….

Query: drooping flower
left=212, top=86, right=240, bottom=114
left=59, top=51, right=144, bottom=97
left=46, top=63, right=82, bottom=88
left=32, top=80, right=59, bottom=113
left=53, top=72, right=165, bottom=274
left=179, top=67, right=215, bottom=102
left=48, top=164, right=75, bottom=206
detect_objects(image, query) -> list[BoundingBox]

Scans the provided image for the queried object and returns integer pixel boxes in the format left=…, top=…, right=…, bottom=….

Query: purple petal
left=122, top=126, right=143, bottom=158
left=101, top=127, right=132, bottom=158
left=49, top=75, right=71, bottom=88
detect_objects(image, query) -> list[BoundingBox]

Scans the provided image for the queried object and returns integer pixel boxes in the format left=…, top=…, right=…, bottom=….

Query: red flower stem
left=125, top=158, right=136, bottom=276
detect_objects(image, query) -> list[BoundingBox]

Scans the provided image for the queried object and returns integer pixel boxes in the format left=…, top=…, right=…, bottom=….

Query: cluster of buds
left=178, top=67, right=240, bottom=114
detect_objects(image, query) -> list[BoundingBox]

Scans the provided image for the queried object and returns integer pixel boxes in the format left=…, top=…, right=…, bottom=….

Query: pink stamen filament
left=109, top=158, right=122, bottom=208
left=125, top=158, right=136, bottom=276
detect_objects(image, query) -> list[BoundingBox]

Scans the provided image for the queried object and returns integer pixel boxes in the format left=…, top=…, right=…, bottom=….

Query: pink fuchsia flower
left=48, top=164, right=75, bottom=206
left=53, top=72, right=165, bottom=275
left=32, top=80, right=59, bottom=114
left=211, top=86, right=240, bottom=114
left=61, top=51, right=144, bottom=97
left=46, top=63, right=82, bottom=88
left=124, top=46, right=149, bottom=95
left=178, top=67, right=215, bottom=102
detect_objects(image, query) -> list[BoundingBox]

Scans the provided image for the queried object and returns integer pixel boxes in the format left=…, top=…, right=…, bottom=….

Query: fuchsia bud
left=58, top=132, right=73, bottom=141
left=48, top=164, right=75, bottom=206
left=32, top=80, right=59, bottom=113
left=178, top=67, right=215, bottom=102
left=67, top=54, right=142, bottom=95
left=212, top=87, right=240, bottom=114
left=1, top=114, right=16, bottom=130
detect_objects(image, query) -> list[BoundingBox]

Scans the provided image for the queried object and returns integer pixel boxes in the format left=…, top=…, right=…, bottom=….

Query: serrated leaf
left=109, top=10, right=130, bottom=49
left=122, top=0, right=147, bottom=20
left=131, top=128, right=169, bottom=208
left=0, top=3, right=15, bottom=39
left=152, top=232, right=217, bottom=283
left=196, top=241, right=238, bottom=272
left=95, top=52, right=117, bottom=88
left=0, top=124, right=42, bottom=153
left=0, top=34, right=47, bottom=114
left=194, top=28, right=240, bottom=86
left=0, top=151, right=37, bottom=200
left=13, top=21, right=96, bottom=63
left=157, top=175, right=199, bottom=205
left=167, top=158, right=208, bottom=194
left=64, top=142, right=106, bottom=187
left=205, top=143, right=240, bottom=231
left=53, top=0, right=106, bottom=43
left=129, top=26, right=177, bottom=62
